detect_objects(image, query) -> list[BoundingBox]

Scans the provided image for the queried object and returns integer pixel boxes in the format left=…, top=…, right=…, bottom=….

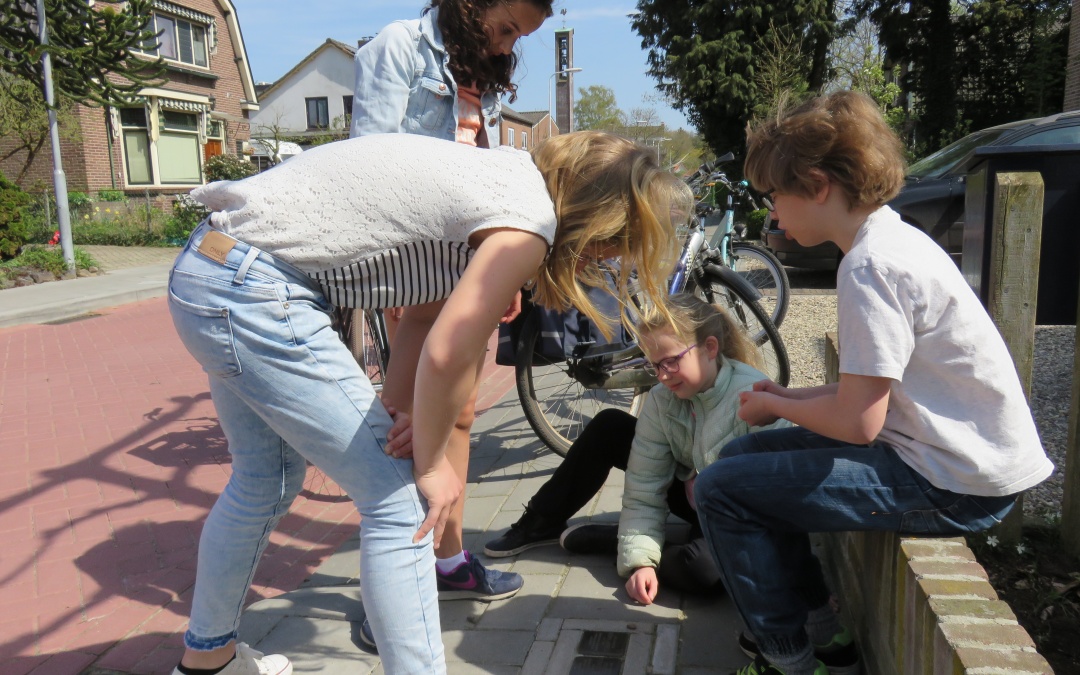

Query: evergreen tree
left=0, top=0, right=164, bottom=108
left=631, top=0, right=836, bottom=154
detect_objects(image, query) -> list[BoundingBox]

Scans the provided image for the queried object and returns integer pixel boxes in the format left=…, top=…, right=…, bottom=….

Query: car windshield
left=907, top=128, right=1011, bottom=179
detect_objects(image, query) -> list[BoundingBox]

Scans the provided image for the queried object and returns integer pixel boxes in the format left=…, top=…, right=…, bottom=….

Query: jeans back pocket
left=168, top=276, right=242, bottom=378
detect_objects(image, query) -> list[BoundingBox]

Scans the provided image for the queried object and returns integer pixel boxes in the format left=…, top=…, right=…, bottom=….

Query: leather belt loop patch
left=198, top=230, right=237, bottom=265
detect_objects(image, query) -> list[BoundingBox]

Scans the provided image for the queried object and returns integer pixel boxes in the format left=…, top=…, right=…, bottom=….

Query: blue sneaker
left=358, top=617, right=377, bottom=654
left=436, top=550, right=523, bottom=601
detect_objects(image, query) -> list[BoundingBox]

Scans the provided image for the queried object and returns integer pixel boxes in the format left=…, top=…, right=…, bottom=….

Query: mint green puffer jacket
left=616, top=356, right=790, bottom=577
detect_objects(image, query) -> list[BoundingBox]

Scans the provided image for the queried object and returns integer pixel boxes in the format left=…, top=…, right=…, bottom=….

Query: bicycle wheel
left=730, top=242, right=790, bottom=329
left=347, top=308, right=389, bottom=392
left=689, top=271, right=790, bottom=387
left=515, top=314, right=649, bottom=457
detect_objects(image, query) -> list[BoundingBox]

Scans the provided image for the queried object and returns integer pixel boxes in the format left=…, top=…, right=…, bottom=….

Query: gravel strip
left=776, top=293, right=1072, bottom=521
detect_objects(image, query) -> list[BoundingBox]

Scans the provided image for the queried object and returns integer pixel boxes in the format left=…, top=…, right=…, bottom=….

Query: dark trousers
left=529, top=408, right=723, bottom=595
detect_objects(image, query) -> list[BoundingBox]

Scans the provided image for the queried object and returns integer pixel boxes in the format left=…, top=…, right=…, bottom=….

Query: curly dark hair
left=426, top=0, right=554, bottom=101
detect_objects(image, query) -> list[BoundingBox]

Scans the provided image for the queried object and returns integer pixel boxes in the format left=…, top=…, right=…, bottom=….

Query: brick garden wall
left=819, top=333, right=1052, bottom=674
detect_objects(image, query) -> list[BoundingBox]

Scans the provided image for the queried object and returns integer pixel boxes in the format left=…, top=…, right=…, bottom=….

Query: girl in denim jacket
left=351, top=0, right=552, bottom=147
left=347, top=0, right=553, bottom=614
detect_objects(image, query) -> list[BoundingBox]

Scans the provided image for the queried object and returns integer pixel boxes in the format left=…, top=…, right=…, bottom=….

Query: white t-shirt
left=837, top=206, right=1052, bottom=497
left=191, top=134, right=557, bottom=308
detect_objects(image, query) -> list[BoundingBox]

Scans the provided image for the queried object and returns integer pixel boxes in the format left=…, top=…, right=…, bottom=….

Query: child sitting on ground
left=485, top=293, right=788, bottom=602
left=693, top=91, right=1054, bottom=675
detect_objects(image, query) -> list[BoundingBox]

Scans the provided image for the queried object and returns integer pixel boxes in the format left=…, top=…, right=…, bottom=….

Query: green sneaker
left=731, top=655, right=828, bottom=675
left=738, top=627, right=860, bottom=675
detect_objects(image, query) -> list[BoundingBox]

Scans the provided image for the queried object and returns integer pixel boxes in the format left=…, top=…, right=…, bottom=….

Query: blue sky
left=229, top=0, right=693, bottom=131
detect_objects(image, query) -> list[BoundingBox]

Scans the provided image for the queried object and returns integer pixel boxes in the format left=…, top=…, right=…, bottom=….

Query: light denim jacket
left=350, top=9, right=502, bottom=147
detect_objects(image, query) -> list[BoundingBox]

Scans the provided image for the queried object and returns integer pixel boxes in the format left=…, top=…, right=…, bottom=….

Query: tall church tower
left=554, top=27, right=575, bottom=133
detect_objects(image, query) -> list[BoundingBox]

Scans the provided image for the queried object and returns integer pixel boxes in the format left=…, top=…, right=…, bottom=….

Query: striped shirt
left=192, top=134, right=556, bottom=308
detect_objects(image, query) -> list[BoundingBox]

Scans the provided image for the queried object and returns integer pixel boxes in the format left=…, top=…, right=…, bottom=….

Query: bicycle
left=300, top=307, right=391, bottom=501
left=694, top=152, right=790, bottom=329
left=512, top=165, right=791, bottom=456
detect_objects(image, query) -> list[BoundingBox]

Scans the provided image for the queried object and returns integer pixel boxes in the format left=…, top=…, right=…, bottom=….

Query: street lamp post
left=547, top=67, right=582, bottom=139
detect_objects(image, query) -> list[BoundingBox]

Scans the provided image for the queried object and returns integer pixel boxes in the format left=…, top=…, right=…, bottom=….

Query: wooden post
left=1063, top=294, right=1080, bottom=557
left=986, top=172, right=1044, bottom=544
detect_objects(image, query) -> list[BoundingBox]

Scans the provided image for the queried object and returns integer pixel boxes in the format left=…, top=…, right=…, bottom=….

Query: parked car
left=761, top=110, right=1080, bottom=270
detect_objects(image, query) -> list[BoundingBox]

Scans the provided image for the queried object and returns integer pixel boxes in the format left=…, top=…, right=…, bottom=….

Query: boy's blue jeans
left=694, top=426, right=1016, bottom=660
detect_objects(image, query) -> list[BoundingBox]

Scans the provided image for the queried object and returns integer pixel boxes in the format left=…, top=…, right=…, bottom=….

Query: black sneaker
left=484, top=508, right=567, bottom=558
left=559, top=523, right=618, bottom=555
left=358, top=617, right=377, bottom=654
left=730, top=655, right=827, bottom=675
left=739, top=628, right=860, bottom=675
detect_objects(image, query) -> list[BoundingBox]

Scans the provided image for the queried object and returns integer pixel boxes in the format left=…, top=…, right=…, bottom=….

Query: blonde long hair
left=637, top=293, right=761, bottom=369
left=530, top=131, right=693, bottom=339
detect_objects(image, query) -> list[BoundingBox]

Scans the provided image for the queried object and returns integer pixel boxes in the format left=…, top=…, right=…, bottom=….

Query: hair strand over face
left=529, top=131, right=693, bottom=341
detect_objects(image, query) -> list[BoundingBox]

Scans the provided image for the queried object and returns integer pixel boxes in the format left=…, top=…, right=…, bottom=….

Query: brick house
left=499, top=106, right=557, bottom=151
left=0, top=0, right=259, bottom=196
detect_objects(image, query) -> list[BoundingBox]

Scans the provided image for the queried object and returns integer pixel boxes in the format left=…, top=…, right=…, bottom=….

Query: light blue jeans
left=694, top=426, right=1017, bottom=661
left=168, top=223, right=445, bottom=674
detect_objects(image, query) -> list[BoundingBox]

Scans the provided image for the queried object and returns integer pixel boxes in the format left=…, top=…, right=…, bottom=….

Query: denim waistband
left=187, top=221, right=316, bottom=289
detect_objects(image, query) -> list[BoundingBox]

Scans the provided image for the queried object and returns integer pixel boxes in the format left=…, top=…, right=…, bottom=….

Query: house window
left=136, top=13, right=209, bottom=68
left=521, top=132, right=528, bottom=150
left=342, top=95, right=353, bottom=128
left=158, top=110, right=203, bottom=184
left=507, top=128, right=515, bottom=146
left=118, top=105, right=205, bottom=186
left=120, top=108, right=153, bottom=185
left=306, top=97, right=329, bottom=129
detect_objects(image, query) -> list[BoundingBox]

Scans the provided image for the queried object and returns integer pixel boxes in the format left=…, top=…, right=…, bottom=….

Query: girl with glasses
left=484, top=293, right=788, bottom=604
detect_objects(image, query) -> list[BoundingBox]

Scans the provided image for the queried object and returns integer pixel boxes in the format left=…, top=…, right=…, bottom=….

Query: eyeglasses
left=643, top=343, right=700, bottom=376
left=760, top=189, right=776, bottom=212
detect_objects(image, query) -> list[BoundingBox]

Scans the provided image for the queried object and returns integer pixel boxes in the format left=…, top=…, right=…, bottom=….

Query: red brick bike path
left=0, top=297, right=515, bottom=675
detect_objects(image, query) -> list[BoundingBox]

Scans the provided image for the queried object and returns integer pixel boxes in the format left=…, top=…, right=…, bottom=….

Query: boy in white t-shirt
left=694, top=91, right=1054, bottom=675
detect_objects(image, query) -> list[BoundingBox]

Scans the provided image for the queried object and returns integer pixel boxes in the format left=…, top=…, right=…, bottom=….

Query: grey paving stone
left=301, top=533, right=360, bottom=587
left=652, top=623, right=680, bottom=675
left=537, top=617, right=563, bottom=642
left=549, top=565, right=682, bottom=622
left=442, top=628, right=534, bottom=666
left=461, top=494, right=504, bottom=532
left=251, top=615, right=380, bottom=674
left=474, top=573, right=558, bottom=630
left=625, top=631, right=654, bottom=675
left=521, top=640, right=557, bottom=675
left=467, top=479, right=515, bottom=498
left=509, top=548, right=573, bottom=575
left=244, top=587, right=366, bottom=621
left=678, top=595, right=745, bottom=669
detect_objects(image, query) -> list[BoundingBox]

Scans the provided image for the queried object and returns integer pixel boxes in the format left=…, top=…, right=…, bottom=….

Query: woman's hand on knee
left=385, top=405, right=414, bottom=459
left=412, top=456, right=463, bottom=546
left=626, top=567, right=660, bottom=605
